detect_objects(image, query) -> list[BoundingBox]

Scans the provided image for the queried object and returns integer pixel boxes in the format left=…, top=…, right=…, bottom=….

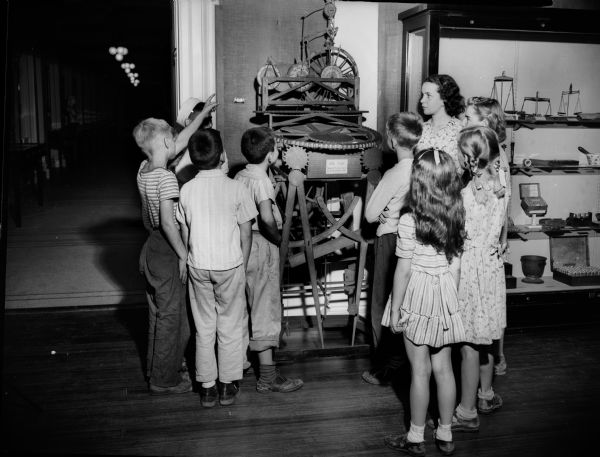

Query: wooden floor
left=2, top=307, right=598, bottom=457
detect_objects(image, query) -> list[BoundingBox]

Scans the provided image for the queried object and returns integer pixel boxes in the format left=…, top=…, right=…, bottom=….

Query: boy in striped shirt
left=133, top=99, right=216, bottom=396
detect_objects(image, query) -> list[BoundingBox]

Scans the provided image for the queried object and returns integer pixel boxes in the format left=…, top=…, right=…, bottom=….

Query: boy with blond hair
left=133, top=99, right=215, bottom=395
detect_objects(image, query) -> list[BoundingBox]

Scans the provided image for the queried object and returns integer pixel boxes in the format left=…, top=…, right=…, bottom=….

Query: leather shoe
left=362, top=370, right=387, bottom=386
left=384, top=433, right=425, bottom=456
left=200, top=385, right=218, bottom=408
left=219, top=381, right=239, bottom=406
left=149, top=378, right=192, bottom=396
left=434, top=429, right=455, bottom=455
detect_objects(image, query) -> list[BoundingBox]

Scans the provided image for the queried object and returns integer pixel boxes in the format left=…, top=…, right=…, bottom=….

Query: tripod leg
left=279, top=183, right=297, bottom=343
left=280, top=183, right=296, bottom=278
left=352, top=239, right=368, bottom=346
left=297, top=182, right=325, bottom=348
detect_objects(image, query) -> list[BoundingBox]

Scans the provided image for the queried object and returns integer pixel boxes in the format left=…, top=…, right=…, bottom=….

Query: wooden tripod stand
left=278, top=169, right=378, bottom=348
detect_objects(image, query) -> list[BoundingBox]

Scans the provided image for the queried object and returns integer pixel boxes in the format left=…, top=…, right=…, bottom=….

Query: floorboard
left=2, top=307, right=598, bottom=456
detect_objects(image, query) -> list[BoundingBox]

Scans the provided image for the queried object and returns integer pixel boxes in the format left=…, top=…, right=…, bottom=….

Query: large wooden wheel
left=306, top=47, right=358, bottom=102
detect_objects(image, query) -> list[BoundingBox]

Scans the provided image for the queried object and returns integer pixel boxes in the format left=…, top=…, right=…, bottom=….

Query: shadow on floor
left=84, top=217, right=148, bottom=374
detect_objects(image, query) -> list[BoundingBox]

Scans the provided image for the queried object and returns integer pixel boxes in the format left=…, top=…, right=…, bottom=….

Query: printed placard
left=326, top=159, right=348, bottom=175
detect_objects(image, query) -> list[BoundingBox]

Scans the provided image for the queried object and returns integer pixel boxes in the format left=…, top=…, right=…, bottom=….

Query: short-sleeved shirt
left=364, top=158, right=413, bottom=237
left=416, top=118, right=463, bottom=172
left=176, top=168, right=258, bottom=270
left=136, top=160, right=179, bottom=232
left=234, top=164, right=282, bottom=231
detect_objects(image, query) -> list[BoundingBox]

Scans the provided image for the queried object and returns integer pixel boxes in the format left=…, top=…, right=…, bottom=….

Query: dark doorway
left=4, top=0, right=173, bottom=311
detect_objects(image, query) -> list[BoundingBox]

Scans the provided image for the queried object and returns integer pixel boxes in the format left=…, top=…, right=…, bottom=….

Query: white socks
left=478, top=387, right=495, bottom=400
left=407, top=422, right=425, bottom=443
left=201, top=380, right=216, bottom=388
left=456, top=403, right=478, bottom=420
left=436, top=422, right=452, bottom=442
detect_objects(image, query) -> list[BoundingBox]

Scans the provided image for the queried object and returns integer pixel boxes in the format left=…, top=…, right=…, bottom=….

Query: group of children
left=133, top=76, right=509, bottom=452
left=362, top=79, right=510, bottom=456
left=134, top=95, right=302, bottom=408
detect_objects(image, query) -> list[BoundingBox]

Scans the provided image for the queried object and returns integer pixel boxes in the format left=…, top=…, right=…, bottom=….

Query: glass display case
left=398, top=4, right=600, bottom=300
left=398, top=4, right=600, bottom=111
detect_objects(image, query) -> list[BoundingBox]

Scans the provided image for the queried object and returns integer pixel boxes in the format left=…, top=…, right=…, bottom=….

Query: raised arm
left=174, top=94, right=217, bottom=154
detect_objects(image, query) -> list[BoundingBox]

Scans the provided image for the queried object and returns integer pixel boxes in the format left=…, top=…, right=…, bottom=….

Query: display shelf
left=397, top=5, right=600, bottom=111
left=508, top=225, right=600, bottom=240
left=396, top=3, right=600, bottom=304
left=511, top=165, right=600, bottom=176
left=507, top=276, right=600, bottom=295
left=507, top=118, right=600, bottom=130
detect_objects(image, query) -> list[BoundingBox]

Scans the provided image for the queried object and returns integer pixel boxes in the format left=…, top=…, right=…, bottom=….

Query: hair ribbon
left=434, top=148, right=440, bottom=165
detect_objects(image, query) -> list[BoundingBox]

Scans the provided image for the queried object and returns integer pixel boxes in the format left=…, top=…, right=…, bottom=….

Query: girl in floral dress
left=464, top=97, right=510, bottom=376
left=383, top=148, right=466, bottom=457
left=451, top=126, right=508, bottom=434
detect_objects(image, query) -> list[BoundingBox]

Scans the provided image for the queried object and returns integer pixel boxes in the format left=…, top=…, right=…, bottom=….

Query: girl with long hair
left=463, top=97, right=510, bottom=376
left=383, top=148, right=466, bottom=456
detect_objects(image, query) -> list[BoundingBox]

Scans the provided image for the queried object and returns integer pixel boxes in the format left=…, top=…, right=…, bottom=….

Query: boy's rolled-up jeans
left=188, top=264, right=245, bottom=383
left=140, top=230, right=190, bottom=387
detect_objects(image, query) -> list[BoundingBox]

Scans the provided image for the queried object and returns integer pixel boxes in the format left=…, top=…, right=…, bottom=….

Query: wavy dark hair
left=424, top=74, right=465, bottom=118
left=467, top=97, right=506, bottom=142
left=458, top=126, right=500, bottom=175
left=407, top=148, right=465, bottom=262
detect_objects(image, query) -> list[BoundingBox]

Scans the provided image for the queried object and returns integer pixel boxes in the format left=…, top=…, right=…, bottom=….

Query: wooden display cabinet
left=397, top=4, right=600, bottom=300
left=398, top=4, right=600, bottom=112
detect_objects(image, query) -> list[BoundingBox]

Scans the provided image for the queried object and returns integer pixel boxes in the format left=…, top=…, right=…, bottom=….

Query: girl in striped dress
left=384, top=148, right=466, bottom=456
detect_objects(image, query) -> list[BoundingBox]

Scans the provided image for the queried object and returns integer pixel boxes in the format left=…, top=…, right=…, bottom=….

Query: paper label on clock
left=326, top=159, right=348, bottom=175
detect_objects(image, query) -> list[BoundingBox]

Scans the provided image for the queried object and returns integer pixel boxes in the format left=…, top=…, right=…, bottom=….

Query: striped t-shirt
left=137, top=160, right=179, bottom=231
